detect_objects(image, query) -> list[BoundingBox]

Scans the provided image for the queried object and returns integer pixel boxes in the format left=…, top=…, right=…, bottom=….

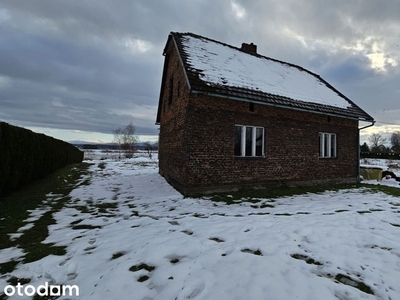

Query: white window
left=319, top=133, right=337, bottom=158
left=235, top=125, right=264, bottom=157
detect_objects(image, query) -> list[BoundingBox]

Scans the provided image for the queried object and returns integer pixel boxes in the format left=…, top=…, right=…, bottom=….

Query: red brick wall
left=158, top=45, right=359, bottom=195
left=158, top=45, right=190, bottom=188
left=182, top=94, right=359, bottom=191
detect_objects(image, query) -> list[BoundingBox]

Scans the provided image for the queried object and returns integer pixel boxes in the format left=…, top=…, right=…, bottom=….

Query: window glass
left=319, top=133, right=323, bottom=157
left=255, top=128, right=263, bottom=156
left=245, top=127, right=252, bottom=156
left=235, top=125, right=264, bottom=157
left=319, top=133, right=337, bottom=158
left=331, top=134, right=336, bottom=157
left=324, top=133, right=329, bottom=157
left=234, top=126, right=242, bottom=156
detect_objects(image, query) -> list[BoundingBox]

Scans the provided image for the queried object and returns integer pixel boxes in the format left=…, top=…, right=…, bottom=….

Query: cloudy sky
left=0, top=0, right=399, bottom=144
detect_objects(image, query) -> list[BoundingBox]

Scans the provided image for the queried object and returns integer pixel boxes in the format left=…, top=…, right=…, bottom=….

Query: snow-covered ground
left=1, top=151, right=400, bottom=300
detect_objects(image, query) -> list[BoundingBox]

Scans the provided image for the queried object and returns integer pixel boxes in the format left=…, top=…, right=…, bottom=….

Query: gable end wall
left=158, top=43, right=191, bottom=190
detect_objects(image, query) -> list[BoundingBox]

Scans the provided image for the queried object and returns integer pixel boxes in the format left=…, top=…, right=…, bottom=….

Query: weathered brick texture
left=158, top=46, right=359, bottom=196
left=158, top=45, right=190, bottom=189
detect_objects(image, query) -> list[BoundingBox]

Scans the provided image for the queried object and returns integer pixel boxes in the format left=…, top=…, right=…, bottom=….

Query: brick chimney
left=241, top=42, right=257, bottom=54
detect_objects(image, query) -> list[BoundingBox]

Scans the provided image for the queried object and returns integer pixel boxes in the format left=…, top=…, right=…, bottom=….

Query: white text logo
left=4, top=282, right=79, bottom=297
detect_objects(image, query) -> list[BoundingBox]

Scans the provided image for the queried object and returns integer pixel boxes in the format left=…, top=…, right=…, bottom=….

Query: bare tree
left=113, top=122, right=138, bottom=159
left=144, top=142, right=154, bottom=159
left=122, top=122, right=138, bottom=158
left=112, top=127, right=124, bottom=159
left=368, top=133, right=386, bottom=152
left=391, top=131, right=400, bottom=153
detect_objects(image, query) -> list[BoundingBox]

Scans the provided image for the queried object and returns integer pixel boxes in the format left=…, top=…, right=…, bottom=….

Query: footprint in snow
left=129, top=263, right=156, bottom=283
left=111, top=251, right=127, bottom=260
left=67, top=272, right=78, bottom=280
left=168, top=220, right=179, bottom=226
left=243, top=226, right=253, bottom=232
left=129, top=263, right=156, bottom=272
left=165, top=254, right=186, bottom=264
left=84, top=246, right=96, bottom=252
left=181, top=230, right=193, bottom=235
left=221, top=247, right=235, bottom=257
left=241, top=248, right=263, bottom=256
left=291, top=253, right=323, bottom=265
left=209, top=237, right=225, bottom=243
left=181, top=282, right=205, bottom=299
left=58, top=257, right=71, bottom=266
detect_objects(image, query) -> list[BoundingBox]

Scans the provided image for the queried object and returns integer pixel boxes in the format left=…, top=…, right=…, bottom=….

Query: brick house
left=156, top=32, right=374, bottom=196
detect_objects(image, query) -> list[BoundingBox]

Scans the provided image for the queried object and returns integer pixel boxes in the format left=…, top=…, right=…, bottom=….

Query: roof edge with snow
left=158, top=32, right=374, bottom=123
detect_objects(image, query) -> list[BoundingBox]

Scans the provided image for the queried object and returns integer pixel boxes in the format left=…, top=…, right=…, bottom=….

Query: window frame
left=319, top=132, right=337, bottom=158
left=235, top=125, right=265, bottom=157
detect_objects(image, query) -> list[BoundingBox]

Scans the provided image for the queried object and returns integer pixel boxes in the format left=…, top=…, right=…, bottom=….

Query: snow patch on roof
left=182, top=35, right=351, bottom=109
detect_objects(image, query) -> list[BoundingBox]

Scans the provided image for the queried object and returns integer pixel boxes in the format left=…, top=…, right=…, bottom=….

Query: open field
left=1, top=151, right=400, bottom=299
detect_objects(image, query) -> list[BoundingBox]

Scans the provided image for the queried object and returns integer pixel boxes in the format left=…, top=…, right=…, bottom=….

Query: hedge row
left=360, top=152, right=400, bottom=160
left=0, top=122, right=84, bottom=197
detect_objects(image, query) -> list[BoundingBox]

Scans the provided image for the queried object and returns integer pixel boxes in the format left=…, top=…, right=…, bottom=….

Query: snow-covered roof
left=168, top=32, right=374, bottom=121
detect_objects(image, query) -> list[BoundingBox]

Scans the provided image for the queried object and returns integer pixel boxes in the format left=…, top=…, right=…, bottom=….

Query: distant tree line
left=360, top=131, right=400, bottom=160
left=78, top=143, right=158, bottom=151
left=360, top=131, right=400, bottom=153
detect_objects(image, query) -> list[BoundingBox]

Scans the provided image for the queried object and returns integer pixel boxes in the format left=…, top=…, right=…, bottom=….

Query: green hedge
left=360, top=152, right=400, bottom=160
left=0, top=122, right=83, bottom=197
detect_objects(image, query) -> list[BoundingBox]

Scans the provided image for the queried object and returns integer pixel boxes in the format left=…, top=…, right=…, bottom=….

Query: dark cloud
left=321, top=55, right=375, bottom=84
left=1, top=0, right=399, bottom=141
